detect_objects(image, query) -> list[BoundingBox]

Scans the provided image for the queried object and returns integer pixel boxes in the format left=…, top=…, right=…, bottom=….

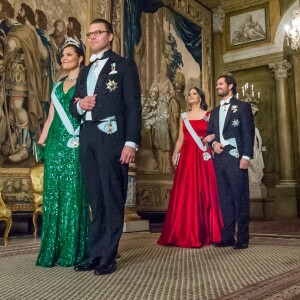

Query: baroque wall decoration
left=0, top=0, right=101, bottom=212
left=226, top=3, right=271, bottom=51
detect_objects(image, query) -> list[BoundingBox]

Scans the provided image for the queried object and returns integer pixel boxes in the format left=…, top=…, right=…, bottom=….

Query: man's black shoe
left=94, top=260, right=116, bottom=275
left=233, top=242, right=248, bottom=250
left=74, top=257, right=102, bottom=271
left=215, top=240, right=235, bottom=247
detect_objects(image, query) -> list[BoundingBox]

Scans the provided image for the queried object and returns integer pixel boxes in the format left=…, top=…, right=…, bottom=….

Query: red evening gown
left=157, top=112, right=223, bottom=248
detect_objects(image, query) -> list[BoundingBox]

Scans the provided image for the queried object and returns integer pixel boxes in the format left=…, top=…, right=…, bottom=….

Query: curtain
left=124, top=0, right=201, bottom=65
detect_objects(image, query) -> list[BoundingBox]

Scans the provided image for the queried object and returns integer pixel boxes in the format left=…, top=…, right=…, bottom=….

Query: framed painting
left=226, top=3, right=270, bottom=50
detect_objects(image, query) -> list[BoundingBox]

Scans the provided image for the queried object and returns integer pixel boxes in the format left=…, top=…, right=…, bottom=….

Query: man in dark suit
left=70, top=18, right=142, bottom=274
left=207, top=75, right=254, bottom=249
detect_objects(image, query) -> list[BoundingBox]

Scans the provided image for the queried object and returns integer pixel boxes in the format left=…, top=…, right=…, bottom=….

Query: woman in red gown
left=157, top=87, right=223, bottom=248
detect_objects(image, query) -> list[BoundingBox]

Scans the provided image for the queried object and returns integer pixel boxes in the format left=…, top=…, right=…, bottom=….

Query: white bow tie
left=220, top=99, right=230, bottom=106
left=90, top=53, right=104, bottom=63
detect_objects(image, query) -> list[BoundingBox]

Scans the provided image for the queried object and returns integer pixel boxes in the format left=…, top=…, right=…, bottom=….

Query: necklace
left=65, top=77, right=78, bottom=82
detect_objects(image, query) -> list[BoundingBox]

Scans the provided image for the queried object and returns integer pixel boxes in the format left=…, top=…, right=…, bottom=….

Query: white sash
left=51, top=82, right=80, bottom=148
left=181, top=112, right=211, bottom=161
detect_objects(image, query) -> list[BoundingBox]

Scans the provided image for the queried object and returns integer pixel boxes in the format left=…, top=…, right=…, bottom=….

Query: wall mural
left=0, top=0, right=88, bottom=168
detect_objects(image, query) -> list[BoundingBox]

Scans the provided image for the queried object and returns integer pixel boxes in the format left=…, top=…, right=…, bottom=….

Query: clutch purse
left=174, top=153, right=180, bottom=166
left=33, top=143, right=45, bottom=162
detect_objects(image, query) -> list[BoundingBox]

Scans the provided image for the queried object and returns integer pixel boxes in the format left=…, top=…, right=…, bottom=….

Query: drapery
left=124, top=0, right=201, bottom=65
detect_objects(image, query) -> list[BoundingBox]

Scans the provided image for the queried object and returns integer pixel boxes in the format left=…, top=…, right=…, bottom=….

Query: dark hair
left=21, top=3, right=35, bottom=27
left=68, top=17, right=81, bottom=39
left=62, top=44, right=85, bottom=67
left=35, top=9, right=47, bottom=30
left=90, top=18, right=113, bottom=35
left=191, top=86, right=208, bottom=111
left=218, top=74, right=237, bottom=95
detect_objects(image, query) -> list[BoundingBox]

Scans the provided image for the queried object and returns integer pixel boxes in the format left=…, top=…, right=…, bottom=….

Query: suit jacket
left=207, top=97, right=255, bottom=158
left=69, top=50, right=142, bottom=147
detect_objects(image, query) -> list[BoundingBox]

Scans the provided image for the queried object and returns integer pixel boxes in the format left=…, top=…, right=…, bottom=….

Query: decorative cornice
left=269, top=60, right=292, bottom=79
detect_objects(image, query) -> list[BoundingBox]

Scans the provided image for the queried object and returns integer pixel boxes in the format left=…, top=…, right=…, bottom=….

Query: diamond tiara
left=62, top=37, right=80, bottom=49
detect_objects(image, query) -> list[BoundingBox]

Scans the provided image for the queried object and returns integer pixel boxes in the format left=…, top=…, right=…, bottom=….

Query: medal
left=67, top=137, right=79, bottom=148
left=106, top=79, right=118, bottom=92
left=203, top=152, right=211, bottom=161
left=72, top=139, right=79, bottom=148
left=105, top=121, right=113, bottom=134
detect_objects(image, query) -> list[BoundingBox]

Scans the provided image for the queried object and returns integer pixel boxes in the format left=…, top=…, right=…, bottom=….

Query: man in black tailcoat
left=207, top=74, right=255, bottom=249
left=70, top=18, right=141, bottom=274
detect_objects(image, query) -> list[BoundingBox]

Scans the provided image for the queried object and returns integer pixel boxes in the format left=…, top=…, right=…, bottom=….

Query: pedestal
left=0, top=168, right=33, bottom=211
left=136, top=173, right=174, bottom=212
left=275, top=182, right=299, bottom=218
left=249, top=183, right=268, bottom=219
left=123, top=165, right=149, bottom=232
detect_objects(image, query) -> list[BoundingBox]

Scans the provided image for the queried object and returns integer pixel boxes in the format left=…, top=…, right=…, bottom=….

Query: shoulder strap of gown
left=51, top=82, right=80, bottom=136
left=181, top=112, right=207, bottom=152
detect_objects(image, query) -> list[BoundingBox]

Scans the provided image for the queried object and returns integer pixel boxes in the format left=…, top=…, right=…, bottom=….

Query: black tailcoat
left=207, top=98, right=255, bottom=243
left=70, top=50, right=142, bottom=263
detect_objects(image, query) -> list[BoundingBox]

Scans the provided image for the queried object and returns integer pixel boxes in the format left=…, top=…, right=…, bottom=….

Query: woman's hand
left=203, top=134, right=215, bottom=143
left=172, top=153, right=180, bottom=167
left=172, top=154, right=177, bottom=166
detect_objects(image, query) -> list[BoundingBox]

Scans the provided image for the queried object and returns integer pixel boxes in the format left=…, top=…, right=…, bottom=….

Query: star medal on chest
left=106, top=79, right=118, bottom=92
left=232, top=119, right=240, bottom=127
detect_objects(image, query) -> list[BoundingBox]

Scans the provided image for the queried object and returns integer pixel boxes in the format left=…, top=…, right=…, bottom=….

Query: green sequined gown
left=36, top=83, right=89, bottom=267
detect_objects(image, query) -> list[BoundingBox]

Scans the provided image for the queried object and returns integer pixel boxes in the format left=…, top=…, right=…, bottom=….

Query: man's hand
left=120, top=146, right=136, bottom=164
left=240, top=158, right=250, bottom=169
left=213, top=142, right=224, bottom=154
left=78, top=94, right=97, bottom=111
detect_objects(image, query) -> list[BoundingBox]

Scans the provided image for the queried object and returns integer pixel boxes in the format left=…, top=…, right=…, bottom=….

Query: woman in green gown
left=36, top=41, right=89, bottom=267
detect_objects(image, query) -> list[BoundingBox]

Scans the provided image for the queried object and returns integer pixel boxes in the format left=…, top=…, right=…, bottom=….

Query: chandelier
left=237, top=83, right=261, bottom=110
left=285, top=1, right=300, bottom=50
